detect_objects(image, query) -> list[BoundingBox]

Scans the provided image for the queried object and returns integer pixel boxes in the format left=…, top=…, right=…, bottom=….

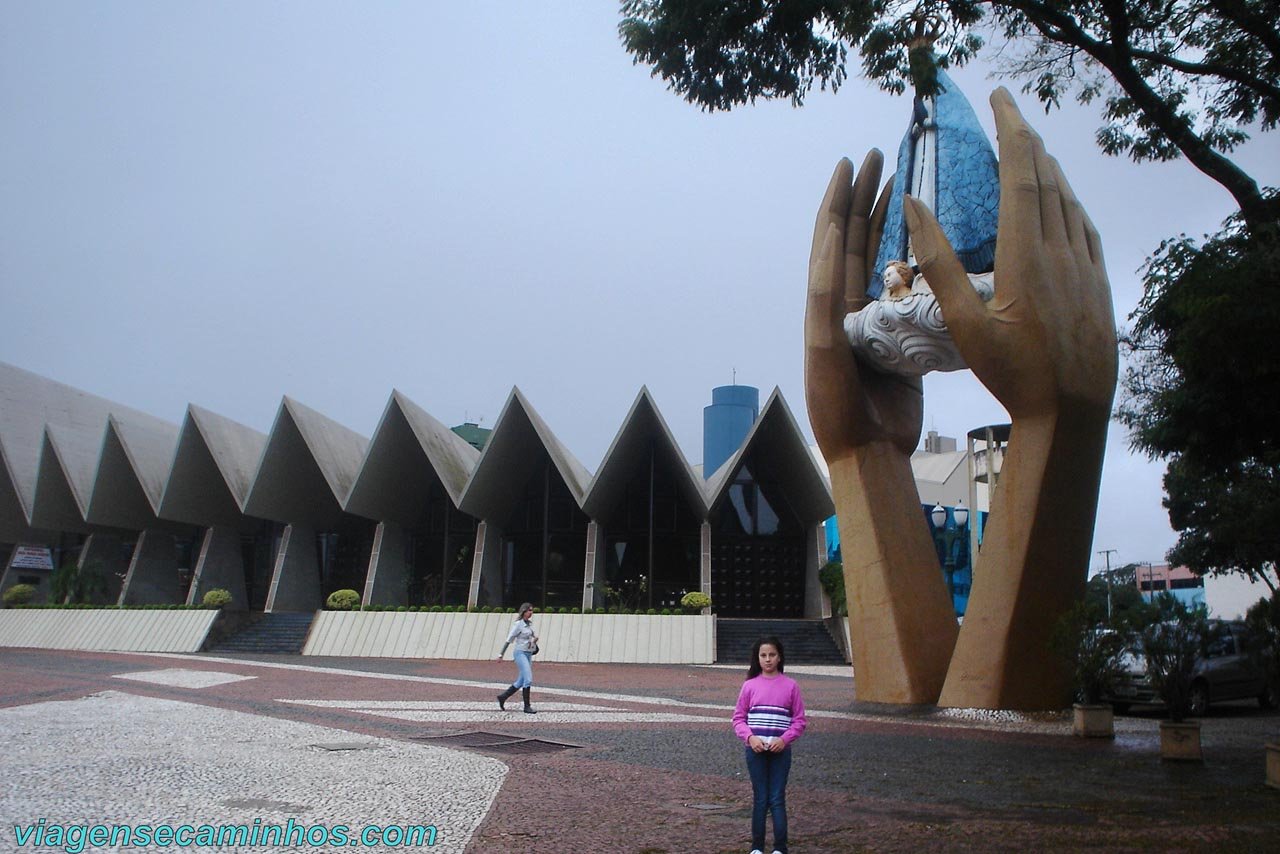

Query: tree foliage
left=619, top=0, right=1279, bottom=227
left=50, top=560, right=108, bottom=605
left=1118, top=217, right=1280, bottom=584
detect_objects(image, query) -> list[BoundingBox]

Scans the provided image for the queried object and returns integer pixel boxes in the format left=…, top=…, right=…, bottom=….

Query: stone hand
left=903, top=89, right=1119, bottom=710
left=903, top=89, right=1117, bottom=421
left=805, top=152, right=923, bottom=458
left=804, top=152, right=958, bottom=705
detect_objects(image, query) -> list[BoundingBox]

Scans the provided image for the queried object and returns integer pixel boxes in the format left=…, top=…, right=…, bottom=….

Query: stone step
left=716, top=618, right=847, bottom=665
left=209, top=612, right=316, bottom=655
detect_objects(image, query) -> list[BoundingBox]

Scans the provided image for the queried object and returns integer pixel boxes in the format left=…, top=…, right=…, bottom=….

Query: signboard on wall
left=9, top=545, right=54, bottom=571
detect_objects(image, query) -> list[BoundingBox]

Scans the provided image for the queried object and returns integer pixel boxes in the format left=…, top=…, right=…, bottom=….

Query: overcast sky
left=3, top=3, right=1276, bottom=573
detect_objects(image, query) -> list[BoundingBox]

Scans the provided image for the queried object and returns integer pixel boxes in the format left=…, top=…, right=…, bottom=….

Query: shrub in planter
left=1141, top=595, right=1209, bottom=722
left=202, top=589, right=232, bottom=608
left=325, top=589, right=361, bottom=610
left=1244, top=592, right=1280, bottom=709
left=3, top=583, right=37, bottom=607
left=660, top=608, right=672, bottom=616
left=680, top=591, right=711, bottom=613
left=1052, top=600, right=1127, bottom=706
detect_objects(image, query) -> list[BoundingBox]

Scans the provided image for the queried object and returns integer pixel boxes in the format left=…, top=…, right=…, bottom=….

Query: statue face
left=884, top=265, right=904, bottom=289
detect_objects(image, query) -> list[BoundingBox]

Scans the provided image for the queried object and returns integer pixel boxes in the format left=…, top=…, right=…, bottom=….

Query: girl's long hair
left=746, top=636, right=785, bottom=679
left=517, top=602, right=534, bottom=623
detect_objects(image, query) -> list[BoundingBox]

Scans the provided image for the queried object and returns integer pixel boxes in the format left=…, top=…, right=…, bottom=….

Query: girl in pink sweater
left=731, top=636, right=807, bottom=854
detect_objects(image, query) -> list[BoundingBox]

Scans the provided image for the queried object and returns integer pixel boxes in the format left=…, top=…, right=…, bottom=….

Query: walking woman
left=731, top=636, right=806, bottom=854
left=495, top=602, right=539, bottom=714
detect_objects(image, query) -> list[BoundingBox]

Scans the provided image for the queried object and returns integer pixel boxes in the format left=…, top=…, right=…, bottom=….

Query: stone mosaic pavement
left=2, top=648, right=1278, bottom=852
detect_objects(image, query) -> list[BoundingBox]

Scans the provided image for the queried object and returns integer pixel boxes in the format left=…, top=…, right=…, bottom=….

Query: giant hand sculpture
left=807, top=89, right=1117, bottom=709
left=806, top=153, right=959, bottom=704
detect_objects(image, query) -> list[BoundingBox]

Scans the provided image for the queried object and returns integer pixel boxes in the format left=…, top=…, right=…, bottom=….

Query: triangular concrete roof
left=0, top=361, right=122, bottom=520
left=0, top=443, right=39, bottom=543
left=704, top=388, right=834, bottom=525
left=344, top=391, right=481, bottom=525
left=29, top=427, right=98, bottom=532
left=84, top=413, right=181, bottom=530
left=157, top=405, right=267, bottom=528
left=459, top=387, right=592, bottom=523
left=582, top=387, right=707, bottom=520
left=242, top=397, right=369, bottom=527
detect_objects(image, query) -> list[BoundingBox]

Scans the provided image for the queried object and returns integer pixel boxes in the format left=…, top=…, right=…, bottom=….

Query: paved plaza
left=2, top=649, right=1278, bottom=852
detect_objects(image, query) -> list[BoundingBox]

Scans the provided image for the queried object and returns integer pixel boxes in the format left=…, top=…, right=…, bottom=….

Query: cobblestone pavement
left=2, top=648, right=1278, bottom=853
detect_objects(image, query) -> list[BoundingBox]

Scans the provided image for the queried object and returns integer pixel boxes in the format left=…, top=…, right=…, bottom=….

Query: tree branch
left=1127, top=47, right=1280, bottom=105
left=1003, top=0, right=1272, bottom=228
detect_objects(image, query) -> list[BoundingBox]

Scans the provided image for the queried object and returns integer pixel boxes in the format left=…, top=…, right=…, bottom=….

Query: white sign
left=10, top=545, right=54, bottom=571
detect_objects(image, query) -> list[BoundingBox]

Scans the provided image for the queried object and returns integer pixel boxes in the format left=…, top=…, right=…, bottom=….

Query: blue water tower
left=703, top=385, right=759, bottom=479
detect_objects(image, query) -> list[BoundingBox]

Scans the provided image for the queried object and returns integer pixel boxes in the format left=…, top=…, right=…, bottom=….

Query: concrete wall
left=118, top=529, right=180, bottom=605
left=187, top=526, right=248, bottom=609
left=303, top=611, right=715, bottom=663
left=0, top=608, right=217, bottom=652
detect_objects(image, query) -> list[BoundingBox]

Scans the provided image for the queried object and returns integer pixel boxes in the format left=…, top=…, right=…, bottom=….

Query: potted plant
left=1052, top=600, right=1126, bottom=738
left=1244, top=592, right=1280, bottom=787
left=1140, top=595, right=1209, bottom=761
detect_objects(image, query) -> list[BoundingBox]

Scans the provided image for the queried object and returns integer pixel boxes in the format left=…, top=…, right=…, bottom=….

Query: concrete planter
left=1266, top=743, right=1280, bottom=789
left=1159, top=720, right=1203, bottom=762
left=303, top=611, right=716, bottom=663
left=1072, top=703, right=1114, bottom=738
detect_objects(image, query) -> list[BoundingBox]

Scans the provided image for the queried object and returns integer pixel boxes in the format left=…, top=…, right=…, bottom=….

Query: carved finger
left=806, top=223, right=850, bottom=351
left=810, top=159, right=853, bottom=276
left=1034, top=133, right=1068, bottom=249
left=1053, top=156, right=1089, bottom=254
left=845, top=149, right=884, bottom=301
left=862, top=175, right=895, bottom=313
left=990, top=89, right=1042, bottom=259
left=904, top=196, right=988, bottom=354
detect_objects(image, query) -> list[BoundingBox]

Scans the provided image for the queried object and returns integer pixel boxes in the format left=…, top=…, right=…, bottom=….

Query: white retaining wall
left=303, top=612, right=716, bottom=664
left=0, top=609, right=219, bottom=653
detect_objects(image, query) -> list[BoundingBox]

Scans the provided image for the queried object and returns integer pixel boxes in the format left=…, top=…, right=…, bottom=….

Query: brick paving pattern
left=2, top=648, right=1277, bottom=852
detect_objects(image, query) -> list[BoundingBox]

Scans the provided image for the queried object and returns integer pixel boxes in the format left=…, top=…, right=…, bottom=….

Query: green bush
left=680, top=591, right=712, bottom=612
left=818, top=561, right=846, bottom=616
left=660, top=608, right=672, bottom=616
left=326, top=589, right=361, bottom=610
left=3, top=584, right=37, bottom=606
left=201, top=588, right=232, bottom=608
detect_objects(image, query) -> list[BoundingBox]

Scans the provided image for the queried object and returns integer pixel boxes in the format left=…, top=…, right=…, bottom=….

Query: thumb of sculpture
left=902, top=195, right=987, bottom=341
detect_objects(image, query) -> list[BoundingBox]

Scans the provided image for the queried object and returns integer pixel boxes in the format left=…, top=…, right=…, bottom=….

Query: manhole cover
left=414, top=731, right=520, bottom=747
left=412, top=730, right=582, bottom=754
left=482, top=738, right=582, bottom=755
left=312, top=742, right=379, bottom=751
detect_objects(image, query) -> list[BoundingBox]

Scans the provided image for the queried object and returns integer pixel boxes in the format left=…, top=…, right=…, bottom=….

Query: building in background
left=1135, top=563, right=1205, bottom=609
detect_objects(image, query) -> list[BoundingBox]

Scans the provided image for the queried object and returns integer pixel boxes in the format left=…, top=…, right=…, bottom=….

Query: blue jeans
left=511, top=650, right=533, bottom=689
left=744, top=745, right=790, bottom=853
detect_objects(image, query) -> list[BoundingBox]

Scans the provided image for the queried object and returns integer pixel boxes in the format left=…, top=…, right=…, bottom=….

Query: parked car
left=1107, top=619, right=1277, bottom=715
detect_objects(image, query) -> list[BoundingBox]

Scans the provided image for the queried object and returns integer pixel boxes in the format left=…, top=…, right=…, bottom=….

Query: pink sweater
left=732, top=673, right=807, bottom=746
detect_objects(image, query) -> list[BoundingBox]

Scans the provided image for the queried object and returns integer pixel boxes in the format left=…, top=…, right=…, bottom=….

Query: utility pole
left=1097, top=548, right=1117, bottom=620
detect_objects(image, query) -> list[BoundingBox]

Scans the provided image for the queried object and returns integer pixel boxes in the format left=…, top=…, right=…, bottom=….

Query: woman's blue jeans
left=511, top=650, right=533, bottom=689
left=744, top=745, right=790, bottom=853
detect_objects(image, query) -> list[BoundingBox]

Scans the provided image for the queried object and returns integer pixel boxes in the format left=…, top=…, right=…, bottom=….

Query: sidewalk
left=2, top=648, right=1277, bottom=852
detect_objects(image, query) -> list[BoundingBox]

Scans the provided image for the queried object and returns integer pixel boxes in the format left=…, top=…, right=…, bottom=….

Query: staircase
left=209, top=612, right=316, bottom=655
left=716, top=618, right=847, bottom=665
